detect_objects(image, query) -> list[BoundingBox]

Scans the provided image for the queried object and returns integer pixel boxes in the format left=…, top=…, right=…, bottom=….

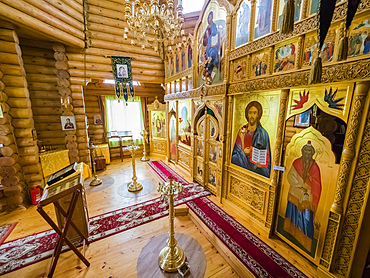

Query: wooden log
left=0, top=163, right=21, bottom=176
left=33, top=115, right=62, bottom=123
left=71, top=92, right=84, bottom=100
left=0, top=134, right=15, bottom=145
left=0, top=53, right=23, bottom=66
left=22, top=56, right=55, bottom=67
left=0, top=144, right=18, bottom=156
left=27, top=82, right=58, bottom=91
left=88, top=0, right=123, bottom=13
left=68, top=68, right=164, bottom=83
left=2, top=0, right=84, bottom=38
left=84, top=47, right=162, bottom=64
left=24, top=173, right=43, bottom=183
left=0, top=113, right=12, bottom=125
left=7, top=97, right=31, bottom=108
left=29, top=90, right=59, bottom=99
left=4, top=87, right=29, bottom=98
left=18, top=145, right=38, bottom=157
left=22, top=164, right=41, bottom=174
left=9, top=108, right=33, bottom=119
left=56, top=69, right=70, bottom=79
left=0, top=64, right=26, bottom=76
left=14, top=128, right=33, bottom=138
left=21, top=46, right=55, bottom=58
left=57, top=79, right=71, bottom=88
left=58, top=87, right=71, bottom=96
left=34, top=123, right=62, bottom=131
left=1, top=171, right=24, bottom=187
left=43, top=0, right=84, bottom=23
left=87, top=4, right=124, bottom=21
left=39, top=137, right=65, bottom=145
left=72, top=100, right=84, bottom=107
left=12, top=118, right=35, bottom=129
left=2, top=75, right=27, bottom=88
left=0, top=28, right=18, bottom=43
left=73, top=107, right=85, bottom=115
left=18, top=155, right=38, bottom=166
left=0, top=40, right=17, bottom=54
left=0, top=3, right=84, bottom=48
left=23, top=0, right=84, bottom=31
left=90, top=39, right=158, bottom=57
left=29, top=99, right=60, bottom=107
left=0, top=153, right=19, bottom=166
left=0, top=124, right=13, bottom=136
left=16, top=137, right=36, bottom=147
left=74, top=115, right=86, bottom=121
left=19, top=37, right=55, bottom=50
left=26, top=74, right=58, bottom=83
left=23, top=65, right=57, bottom=75
left=61, top=0, right=83, bottom=13
left=37, top=130, right=65, bottom=138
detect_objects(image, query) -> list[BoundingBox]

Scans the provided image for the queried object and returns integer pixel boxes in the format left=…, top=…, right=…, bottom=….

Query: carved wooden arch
left=192, top=102, right=222, bottom=136
left=193, top=0, right=234, bottom=41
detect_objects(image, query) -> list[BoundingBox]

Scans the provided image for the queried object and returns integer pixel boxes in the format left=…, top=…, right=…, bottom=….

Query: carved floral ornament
left=164, top=83, right=227, bottom=100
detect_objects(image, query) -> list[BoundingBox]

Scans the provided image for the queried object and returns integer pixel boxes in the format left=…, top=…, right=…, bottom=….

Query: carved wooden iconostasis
left=193, top=97, right=226, bottom=197
left=148, top=98, right=167, bottom=157
left=164, top=0, right=370, bottom=276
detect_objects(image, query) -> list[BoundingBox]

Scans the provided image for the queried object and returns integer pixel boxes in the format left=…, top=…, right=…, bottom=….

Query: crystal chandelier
left=123, top=0, right=186, bottom=59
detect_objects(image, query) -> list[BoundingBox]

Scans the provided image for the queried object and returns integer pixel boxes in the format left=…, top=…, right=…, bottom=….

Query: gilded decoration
left=153, top=141, right=166, bottom=153
left=273, top=38, right=299, bottom=73
left=334, top=107, right=370, bottom=276
left=178, top=147, right=191, bottom=168
left=164, top=83, right=227, bottom=101
left=275, top=127, right=339, bottom=263
left=230, top=1, right=370, bottom=60
left=286, top=83, right=354, bottom=123
left=229, top=176, right=266, bottom=214
left=230, top=92, right=281, bottom=180
left=228, top=57, right=370, bottom=94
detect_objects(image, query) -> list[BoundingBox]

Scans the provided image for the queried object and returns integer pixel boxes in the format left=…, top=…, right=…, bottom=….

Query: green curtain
left=105, top=96, right=144, bottom=146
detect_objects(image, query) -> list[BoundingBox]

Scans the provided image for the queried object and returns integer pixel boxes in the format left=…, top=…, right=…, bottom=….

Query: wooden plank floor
left=0, top=157, right=318, bottom=278
left=0, top=158, right=238, bottom=278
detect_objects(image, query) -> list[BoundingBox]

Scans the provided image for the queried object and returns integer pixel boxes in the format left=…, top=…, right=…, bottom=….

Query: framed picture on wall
left=61, top=116, right=76, bottom=131
left=294, top=110, right=311, bottom=128
left=94, top=114, right=103, bottom=125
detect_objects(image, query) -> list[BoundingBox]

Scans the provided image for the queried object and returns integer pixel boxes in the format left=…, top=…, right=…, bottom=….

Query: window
left=183, top=0, right=205, bottom=14
left=106, top=97, right=144, bottom=144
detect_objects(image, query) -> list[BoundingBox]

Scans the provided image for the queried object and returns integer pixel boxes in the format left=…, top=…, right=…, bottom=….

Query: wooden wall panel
left=21, top=38, right=66, bottom=150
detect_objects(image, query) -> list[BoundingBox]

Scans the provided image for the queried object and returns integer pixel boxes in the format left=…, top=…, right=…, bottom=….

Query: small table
left=108, top=131, right=133, bottom=161
left=37, top=173, right=90, bottom=277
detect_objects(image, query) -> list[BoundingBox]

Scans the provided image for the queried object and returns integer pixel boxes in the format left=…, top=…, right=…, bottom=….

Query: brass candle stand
left=157, top=177, right=186, bottom=272
left=124, top=143, right=143, bottom=192
left=89, top=145, right=102, bottom=186
left=140, top=129, right=150, bottom=162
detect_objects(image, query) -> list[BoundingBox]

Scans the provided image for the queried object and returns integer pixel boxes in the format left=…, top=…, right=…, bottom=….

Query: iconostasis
left=148, top=99, right=167, bottom=157
left=164, top=0, right=370, bottom=275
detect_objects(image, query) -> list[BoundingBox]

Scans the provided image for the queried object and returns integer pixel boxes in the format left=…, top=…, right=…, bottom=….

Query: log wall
left=0, top=0, right=84, bottom=48
left=21, top=38, right=66, bottom=150
left=0, top=23, right=42, bottom=209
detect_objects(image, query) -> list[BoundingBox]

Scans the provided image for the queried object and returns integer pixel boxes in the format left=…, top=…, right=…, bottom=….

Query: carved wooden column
left=267, top=89, right=289, bottom=230
left=166, top=101, right=170, bottom=162
left=222, top=95, right=234, bottom=200
left=333, top=88, right=370, bottom=277
left=224, top=14, right=232, bottom=84
left=249, top=0, right=256, bottom=42
left=319, top=81, right=370, bottom=273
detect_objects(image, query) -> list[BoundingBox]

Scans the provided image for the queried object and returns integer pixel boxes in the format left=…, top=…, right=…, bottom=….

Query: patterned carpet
left=0, top=223, right=17, bottom=246
left=0, top=164, right=208, bottom=275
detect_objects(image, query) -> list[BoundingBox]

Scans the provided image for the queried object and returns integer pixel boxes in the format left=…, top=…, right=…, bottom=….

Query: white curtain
left=106, top=97, right=144, bottom=143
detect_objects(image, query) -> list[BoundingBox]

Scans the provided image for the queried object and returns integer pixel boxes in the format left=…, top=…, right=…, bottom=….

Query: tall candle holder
left=140, top=129, right=150, bottom=162
left=123, top=142, right=143, bottom=192
left=157, top=176, right=186, bottom=272
left=89, top=144, right=102, bottom=186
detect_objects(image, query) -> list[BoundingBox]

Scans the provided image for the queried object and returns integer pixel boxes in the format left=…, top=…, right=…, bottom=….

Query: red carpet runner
left=188, top=197, right=307, bottom=278
left=0, top=223, right=17, bottom=246
left=0, top=163, right=208, bottom=275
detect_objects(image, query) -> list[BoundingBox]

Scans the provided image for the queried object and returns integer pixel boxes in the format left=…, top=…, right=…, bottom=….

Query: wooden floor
left=0, top=157, right=317, bottom=278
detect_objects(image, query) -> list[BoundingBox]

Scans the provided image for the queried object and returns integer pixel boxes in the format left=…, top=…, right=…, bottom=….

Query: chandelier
left=123, top=0, right=186, bottom=58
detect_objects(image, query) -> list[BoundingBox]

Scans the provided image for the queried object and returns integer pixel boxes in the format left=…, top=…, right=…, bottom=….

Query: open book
left=250, top=147, right=268, bottom=167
